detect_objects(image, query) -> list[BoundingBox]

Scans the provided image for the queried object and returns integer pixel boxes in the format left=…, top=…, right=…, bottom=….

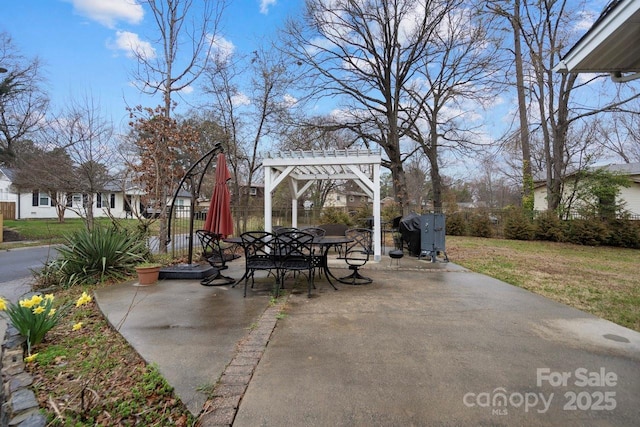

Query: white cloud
left=282, top=94, right=298, bottom=107
left=260, top=0, right=277, bottom=14
left=210, top=35, right=235, bottom=63
left=179, top=85, right=194, bottom=95
left=66, top=0, right=144, bottom=28
left=110, top=31, right=156, bottom=60
left=232, top=92, right=251, bottom=107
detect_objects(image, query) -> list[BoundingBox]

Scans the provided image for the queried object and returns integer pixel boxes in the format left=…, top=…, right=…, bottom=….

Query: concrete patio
left=94, top=253, right=640, bottom=426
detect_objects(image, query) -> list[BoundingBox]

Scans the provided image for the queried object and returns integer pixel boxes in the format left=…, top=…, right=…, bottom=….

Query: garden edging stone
left=0, top=324, right=46, bottom=427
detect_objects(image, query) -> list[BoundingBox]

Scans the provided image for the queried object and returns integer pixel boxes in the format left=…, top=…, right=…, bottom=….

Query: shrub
left=503, top=210, right=534, bottom=240
left=605, top=219, right=640, bottom=248
left=351, top=203, right=373, bottom=227
left=44, top=226, right=150, bottom=287
left=533, top=210, right=565, bottom=242
left=381, top=201, right=401, bottom=224
left=446, top=212, right=467, bottom=236
left=565, top=219, right=610, bottom=246
left=468, top=214, right=493, bottom=238
left=319, top=207, right=353, bottom=226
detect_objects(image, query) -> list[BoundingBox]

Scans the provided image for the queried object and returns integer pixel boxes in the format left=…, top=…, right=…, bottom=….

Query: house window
left=249, top=187, right=257, bottom=196
left=32, top=190, right=50, bottom=207
left=72, top=194, right=82, bottom=207
left=65, top=193, right=72, bottom=207
left=96, top=193, right=114, bottom=209
left=336, top=195, right=341, bottom=201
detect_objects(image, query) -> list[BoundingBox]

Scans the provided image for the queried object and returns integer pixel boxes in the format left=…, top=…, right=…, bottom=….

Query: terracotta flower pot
left=135, top=264, right=161, bottom=286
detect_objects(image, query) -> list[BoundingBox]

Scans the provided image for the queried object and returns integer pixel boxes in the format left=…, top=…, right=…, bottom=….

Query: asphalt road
left=0, top=245, right=58, bottom=302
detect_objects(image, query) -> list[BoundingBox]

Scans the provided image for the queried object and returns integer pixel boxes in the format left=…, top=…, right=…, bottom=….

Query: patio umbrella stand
left=162, top=144, right=229, bottom=280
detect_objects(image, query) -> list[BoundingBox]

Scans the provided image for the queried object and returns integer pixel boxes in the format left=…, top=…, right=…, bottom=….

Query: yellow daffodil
left=30, top=295, right=43, bottom=305
left=0, top=298, right=7, bottom=311
left=19, top=299, right=34, bottom=308
left=76, top=291, right=93, bottom=307
left=48, top=308, right=57, bottom=316
left=24, top=353, right=38, bottom=363
left=72, top=322, right=83, bottom=331
left=32, top=305, right=46, bottom=315
left=44, top=294, right=55, bottom=301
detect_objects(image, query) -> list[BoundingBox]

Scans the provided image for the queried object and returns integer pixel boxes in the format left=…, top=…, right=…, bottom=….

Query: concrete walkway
left=94, top=255, right=640, bottom=426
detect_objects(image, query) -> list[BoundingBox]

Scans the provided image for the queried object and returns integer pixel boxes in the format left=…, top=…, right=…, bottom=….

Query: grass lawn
left=3, top=218, right=121, bottom=242
left=447, top=236, right=640, bottom=332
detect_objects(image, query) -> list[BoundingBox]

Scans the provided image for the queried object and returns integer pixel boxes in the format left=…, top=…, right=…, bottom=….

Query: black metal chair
left=274, top=227, right=299, bottom=235
left=240, top=231, right=278, bottom=297
left=340, top=228, right=373, bottom=285
left=317, top=223, right=349, bottom=256
left=276, top=230, right=315, bottom=297
left=196, top=230, right=240, bottom=286
left=302, top=227, right=326, bottom=278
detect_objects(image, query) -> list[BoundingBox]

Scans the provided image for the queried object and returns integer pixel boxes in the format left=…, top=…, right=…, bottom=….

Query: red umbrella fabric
left=204, top=153, right=234, bottom=238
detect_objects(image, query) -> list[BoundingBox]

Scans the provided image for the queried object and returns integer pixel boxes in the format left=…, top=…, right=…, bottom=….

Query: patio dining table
left=223, top=235, right=354, bottom=290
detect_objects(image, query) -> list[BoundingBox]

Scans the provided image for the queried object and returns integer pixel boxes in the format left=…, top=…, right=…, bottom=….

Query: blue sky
left=2, top=0, right=301, bottom=130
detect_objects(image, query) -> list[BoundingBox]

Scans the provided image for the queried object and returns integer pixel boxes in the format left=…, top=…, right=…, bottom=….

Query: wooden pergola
left=263, top=149, right=383, bottom=262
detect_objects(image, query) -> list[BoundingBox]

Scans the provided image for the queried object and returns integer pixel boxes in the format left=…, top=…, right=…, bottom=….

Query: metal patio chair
left=340, top=228, right=373, bottom=285
left=240, top=231, right=279, bottom=297
left=196, top=230, right=240, bottom=286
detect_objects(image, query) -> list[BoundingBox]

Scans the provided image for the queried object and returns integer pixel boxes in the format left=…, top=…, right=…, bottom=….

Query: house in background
left=0, top=167, right=191, bottom=220
left=324, top=188, right=371, bottom=212
left=533, top=163, right=640, bottom=217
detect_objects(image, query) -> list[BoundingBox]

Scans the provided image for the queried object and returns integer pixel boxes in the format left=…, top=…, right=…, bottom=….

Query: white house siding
left=324, top=192, right=347, bottom=208
left=16, top=192, right=128, bottom=220
left=14, top=191, right=192, bottom=220
left=0, top=173, right=17, bottom=203
left=619, top=186, right=640, bottom=216
left=533, top=186, right=547, bottom=211
left=533, top=181, right=640, bottom=216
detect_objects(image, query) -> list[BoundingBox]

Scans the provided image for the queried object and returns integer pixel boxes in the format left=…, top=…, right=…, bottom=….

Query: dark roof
left=0, top=167, right=16, bottom=182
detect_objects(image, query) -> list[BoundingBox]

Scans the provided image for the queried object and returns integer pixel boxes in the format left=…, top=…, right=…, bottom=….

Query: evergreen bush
left=319, top=207, right=354, bottom=226
left=503, top=210, right=534, bottom=240
left=605, top=219, right=640, bottom=249
left=565, top=219, right=610, bottom=246
left=446, top=212, right=467, bottom=236
left=533, top=210, right=565, bottom=242
left=469, top=214, right=493, bottom=238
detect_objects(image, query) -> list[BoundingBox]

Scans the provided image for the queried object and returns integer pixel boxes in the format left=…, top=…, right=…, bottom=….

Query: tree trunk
left=512, top=0, right=533, bottom=211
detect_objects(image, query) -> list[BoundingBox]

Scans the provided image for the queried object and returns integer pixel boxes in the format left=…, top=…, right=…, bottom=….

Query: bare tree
left=0, top=32, right=49, bottom=166
left=520, top=0, right=640, bottom=212
left=405, top=2, right=504, bottom=211
left=487, top=0, right=534, bottom=211
left=594, top=101, right=640, bottom=163
left=282, top=0, right=460, bottom=213
left=131, top=0, right=227, bottom=118
left=12, top=143, right=75, bottom=222
left=202, top=46, right=296, bottom=232
left=48, top=95, right=117, bottom=230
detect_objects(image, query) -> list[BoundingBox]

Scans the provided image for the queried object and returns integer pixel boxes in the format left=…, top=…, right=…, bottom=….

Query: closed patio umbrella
left=204, top=153, right=233, bottom=238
